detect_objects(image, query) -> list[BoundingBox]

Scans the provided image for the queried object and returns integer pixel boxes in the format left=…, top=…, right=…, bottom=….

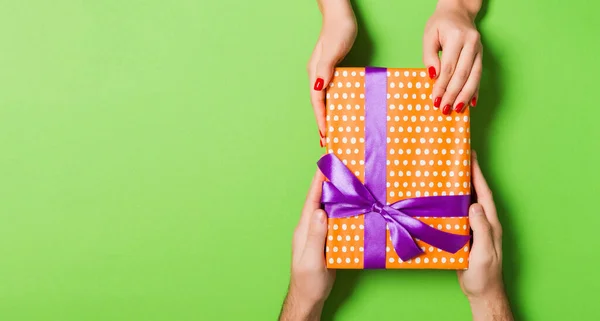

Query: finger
left=440, top=43, right=478, bottom=114
left=470, top=88, right=479, bottom=108
left=294, top=170, right=326, bottom=256
left=310, top=91, right=327, bottom=146
left=302, top=209, right=328, bottom=263
left=422, top=29, right=441, bottom=81
left=471, top=151, right=501, bottom=241
left=468, top=203, right=494, bottom=251
left=298, top=169, right=326, bottom=227
left=453, top=52, right=482, bottom=113
left=312, top=51, right=340, bottom=146
left=432, top=41, right=462, bottom=114
left=308, top=43, right=328, bottom=143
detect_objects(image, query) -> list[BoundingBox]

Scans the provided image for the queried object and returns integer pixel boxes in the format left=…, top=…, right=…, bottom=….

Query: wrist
left=280, top=288, right=324, bottom=321
left=436, top=0, right=481, bottom=20
left=468, top=287, right=514, bottom=321
left=467, top=285, right=506, bottom=305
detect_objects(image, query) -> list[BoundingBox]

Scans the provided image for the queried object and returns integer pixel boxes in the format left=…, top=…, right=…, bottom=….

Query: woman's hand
left=279, top=170, right=334, bottom=321
left=458, top=152, right=514, bottom=321
left=308, top=0, right=356, bottom=146
left=423, top=0, right=482, bottom=115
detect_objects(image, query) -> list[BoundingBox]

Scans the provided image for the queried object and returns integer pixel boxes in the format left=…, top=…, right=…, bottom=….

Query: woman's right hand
left=308, top=0, right=357, bottom=147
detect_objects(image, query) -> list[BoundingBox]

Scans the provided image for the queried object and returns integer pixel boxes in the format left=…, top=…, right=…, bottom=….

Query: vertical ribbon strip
left=363, top=67, right=389, bottom=269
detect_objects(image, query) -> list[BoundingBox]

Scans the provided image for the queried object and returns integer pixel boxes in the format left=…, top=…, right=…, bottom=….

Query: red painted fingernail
left=471, top=96, right=477, bottom=107
left=319, top=139, right=324, bottom=148
left=319, top=130, right=325, bottom=139
left=428, top=66, right=436, bottom=79
left=434, top=97, right=442, bottom=108
left=314, top=78, right=324, bottom=91
left=442, top=104, right=451, bottom=115
left=455, top=102, right=465, bottom=112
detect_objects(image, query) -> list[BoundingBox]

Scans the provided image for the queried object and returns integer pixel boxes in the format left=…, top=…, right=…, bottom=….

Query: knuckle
left=477, top=187, right=494, bottom=201
left=442, top=63, right=455, bottom=76
left=449, top=28, right=464, bottom=38
left=480, top=223, right=492, bottom=235
left=468, top=31, right=481, bottom=43
left=496, top=226, right=503, bottom=238
left=481, top=253, right=495, bottom=266
left=293, top=228, right=302, bottom=242
left=456, top=69, right=470, bottom=82
left=456, top=91, right=471, bottom=102
left=307, top=57, right=318, bottom=73
left=444, top=88, right=459, bottom=100
left=310, top=95, right=321, bottom=107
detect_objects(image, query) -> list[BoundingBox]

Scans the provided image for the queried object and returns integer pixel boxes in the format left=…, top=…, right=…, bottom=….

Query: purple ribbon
left=318, top=67, right=470, bottom=269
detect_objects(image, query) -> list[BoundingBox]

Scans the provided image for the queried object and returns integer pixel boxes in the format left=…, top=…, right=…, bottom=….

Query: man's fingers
left=469, top=203, right=494, bottom=251
left=302, top=209, right=328, bottom=263
left=422, top=29, right=441, bottom=81
left=298, top=170, right=326, bottom=228
left=305, top=169, right=325, bottom=211
left=471, top=151, right=502, bottom=242
left=294, top=170, right=326, bottom=256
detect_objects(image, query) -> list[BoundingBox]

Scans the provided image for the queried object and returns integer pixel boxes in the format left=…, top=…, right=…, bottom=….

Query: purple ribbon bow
left=318, top=66, right=470, bottom=269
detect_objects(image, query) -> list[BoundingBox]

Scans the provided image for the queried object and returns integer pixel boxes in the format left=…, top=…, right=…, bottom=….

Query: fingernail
left=314, top=210, right=326, bottom=223
left=434, top=97, right=442, bottom=108
left=471, top=96, right=477, bottom=107
left=319, top=129, right=325, bottom=139
left=428, top=66, right=437, bottom=79
left=455, top=102, right=465, bottom=113
left=320, top=139, right=324, bottom=148
left=442, top=104, right=451, bottom=115
left=314, top=78, right=324, bottom=91
left=470, top=203, right=484, bottom=215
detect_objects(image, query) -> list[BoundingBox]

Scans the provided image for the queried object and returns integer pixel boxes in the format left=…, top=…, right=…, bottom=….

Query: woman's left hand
left=423, top=0, right=482, bottom=115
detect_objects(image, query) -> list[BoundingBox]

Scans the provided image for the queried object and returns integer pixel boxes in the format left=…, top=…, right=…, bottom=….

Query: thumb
left=469, top=203, right=493, bottom=249
left=311, top=46, right=338, bottom=141
left=315, top=48, right=338, bottom=92
left=422, top=30, right=441, bottom=80
left=302, top=210, right=328, bottom=261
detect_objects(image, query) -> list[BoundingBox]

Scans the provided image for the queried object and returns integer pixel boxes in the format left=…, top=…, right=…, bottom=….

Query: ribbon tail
left=386, top=220, right=423, bottom=262
left=408, top=223, right=470, bottom=254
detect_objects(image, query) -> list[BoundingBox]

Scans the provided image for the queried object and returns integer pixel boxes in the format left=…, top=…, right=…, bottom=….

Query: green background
left=1, top=0, right=598, bottom=320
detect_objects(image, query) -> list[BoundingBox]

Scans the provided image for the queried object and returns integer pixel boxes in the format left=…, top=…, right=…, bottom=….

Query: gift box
left=319, top=67, right=471, bottom=269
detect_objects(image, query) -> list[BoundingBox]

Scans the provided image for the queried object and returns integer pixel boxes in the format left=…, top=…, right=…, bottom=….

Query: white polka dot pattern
left=324, top=67, right=470, bottom=270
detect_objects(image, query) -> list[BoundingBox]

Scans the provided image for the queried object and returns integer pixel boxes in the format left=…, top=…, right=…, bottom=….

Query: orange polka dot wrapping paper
left=322, top=67, right=471, bottom=270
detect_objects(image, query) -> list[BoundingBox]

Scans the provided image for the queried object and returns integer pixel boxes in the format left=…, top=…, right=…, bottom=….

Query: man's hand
left=458, top=152, right=514, bottom=321
left=279, top=170, right=335, bottom=321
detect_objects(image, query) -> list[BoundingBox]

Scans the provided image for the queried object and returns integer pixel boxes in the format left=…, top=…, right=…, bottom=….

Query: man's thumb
left=303, top=210, right=328, bottom=258
left=469, top=203, right=493, bottom=248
